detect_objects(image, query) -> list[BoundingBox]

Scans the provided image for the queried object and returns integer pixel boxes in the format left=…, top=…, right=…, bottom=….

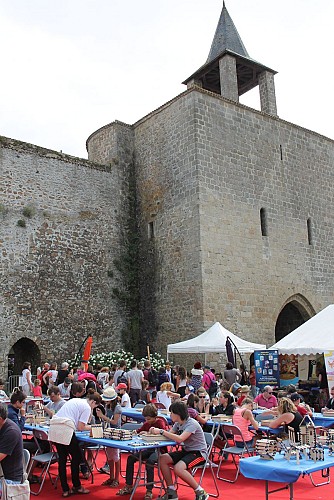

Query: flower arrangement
left=67, top=349, right=165, bottom=371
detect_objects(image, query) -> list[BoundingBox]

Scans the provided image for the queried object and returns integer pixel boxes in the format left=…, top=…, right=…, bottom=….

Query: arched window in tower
left=307, top=218, right=313, bottom=245
left=260, top=208, right=268, bottom=237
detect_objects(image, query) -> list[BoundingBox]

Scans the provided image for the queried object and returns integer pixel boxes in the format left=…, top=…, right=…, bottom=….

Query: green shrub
left=67, top=349, right=165, bottom=371
left=17, top=219, right=26, bottom=227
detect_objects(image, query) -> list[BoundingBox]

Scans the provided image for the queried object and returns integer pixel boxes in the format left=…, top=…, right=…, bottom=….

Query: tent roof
left=269, top=304, right=334, bottom=355
left=167, top=322, right=266, bottom=354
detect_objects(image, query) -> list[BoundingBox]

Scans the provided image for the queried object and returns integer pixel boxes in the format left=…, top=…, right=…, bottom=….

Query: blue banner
left=254, top=350, right=279, bottom=389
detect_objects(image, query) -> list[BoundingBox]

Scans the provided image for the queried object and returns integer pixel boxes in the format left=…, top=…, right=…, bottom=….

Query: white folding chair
left=27, top=429, right=59, bottom=495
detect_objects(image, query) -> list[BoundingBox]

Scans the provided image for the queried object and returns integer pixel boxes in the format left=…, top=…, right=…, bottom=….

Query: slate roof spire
left=206, top=1, right=249, bottom=63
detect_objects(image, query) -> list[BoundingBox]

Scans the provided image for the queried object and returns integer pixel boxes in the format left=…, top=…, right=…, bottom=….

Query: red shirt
left=137, top=416, right=167, bottom=433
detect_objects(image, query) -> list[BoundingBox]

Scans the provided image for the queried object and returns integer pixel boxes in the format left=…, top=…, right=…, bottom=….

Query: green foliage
left=67, top=349, right=165, bottom=371
left=22, top=206, right=35, bottom=218
left=17, top=219, right=26, bottom=227
left=111, top=161, right=140, bottom=356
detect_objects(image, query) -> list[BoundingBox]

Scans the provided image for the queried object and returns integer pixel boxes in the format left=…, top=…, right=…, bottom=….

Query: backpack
left=208, top=374, right=218, bottom=397
left=147, top=368, right=158, bottom=387
left=117, top=371, right=127, bottom=385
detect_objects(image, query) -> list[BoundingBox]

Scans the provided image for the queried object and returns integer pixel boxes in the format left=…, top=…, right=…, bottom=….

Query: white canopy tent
left=167, top=321, right=266, bottom=357
left=269, top=304, right=334, bottom=355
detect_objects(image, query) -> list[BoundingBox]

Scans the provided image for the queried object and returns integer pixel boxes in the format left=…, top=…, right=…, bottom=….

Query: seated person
left=323, top=386, right=334, bottom=410
left=116, top=403, right=168, bottom=499
left=186, top=394, right=210, bottom=426
left=290, top=393, right=313, bottom=418
left=237, top=386, right=251, bottom=406
left=157, top=383, right=179, bottom=410
left=0, top=379, right=7, bottom=398
left=232, top=397, right=259, bottom=448
left=254, top=386, right=277, bottom=409
left=0, top=403, right=24, bottom=492
left=149, top=402, right=208, bottom=500
left=196, top=388, right=210, bottom=414
left=268, top=397, right=303, bottom=440
left=210, top=391, right=235, bottom=416
left=44, top=386, right=66, bottom=417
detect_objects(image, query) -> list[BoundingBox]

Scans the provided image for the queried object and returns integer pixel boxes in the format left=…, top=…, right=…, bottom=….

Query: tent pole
left=204, top=353, right=207, bottom=366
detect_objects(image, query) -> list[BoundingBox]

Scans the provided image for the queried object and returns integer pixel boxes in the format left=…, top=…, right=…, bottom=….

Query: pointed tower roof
left=206, top=1, right=249, bottom=63
left=183, top=2, right=277, bottom=97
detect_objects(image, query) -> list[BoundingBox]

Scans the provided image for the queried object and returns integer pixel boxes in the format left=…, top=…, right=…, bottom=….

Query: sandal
left=82, top=472, right=90, bottom=480
left=72, top=487, right=90, bottom=495
left=116, top=485, right=133, bottom=496
left=109, top=480, right=119, bottom=488
left=101, top=478, right=114, bottom=486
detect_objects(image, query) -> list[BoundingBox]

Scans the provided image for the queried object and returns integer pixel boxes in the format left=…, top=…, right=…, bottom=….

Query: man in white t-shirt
left=54, top=383, right=100, bottom=497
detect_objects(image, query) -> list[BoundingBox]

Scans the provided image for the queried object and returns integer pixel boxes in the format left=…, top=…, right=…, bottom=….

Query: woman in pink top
left=232, top=397, right=259, bottom=447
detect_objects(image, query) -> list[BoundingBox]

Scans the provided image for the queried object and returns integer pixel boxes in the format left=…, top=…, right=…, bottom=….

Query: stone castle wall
left=0, top=137, right=130, bottom=376
left=129, top=87, right=334, bottom=352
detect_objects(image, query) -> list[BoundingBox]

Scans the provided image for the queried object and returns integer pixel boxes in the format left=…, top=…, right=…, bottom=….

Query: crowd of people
left=0, top=357, right=333, bottom=500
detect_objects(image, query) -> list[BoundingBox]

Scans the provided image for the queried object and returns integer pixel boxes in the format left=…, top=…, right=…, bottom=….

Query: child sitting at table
left=116, top=403, right=168, bottom=499
left=96, top=387, right=122, bottom=487
left=32, top=378, right=43, bottom=398
left=149, top=401, right=209, bottom=500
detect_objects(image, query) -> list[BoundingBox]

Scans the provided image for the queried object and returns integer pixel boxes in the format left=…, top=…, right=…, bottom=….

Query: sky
left=0, top=0, right=333, bottom=159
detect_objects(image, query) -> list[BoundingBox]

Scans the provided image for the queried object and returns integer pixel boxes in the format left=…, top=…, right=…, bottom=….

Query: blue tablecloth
left=240, top=450, right=334, bottom=483
left=313, top=412, right=334, bottom=428
left=121, top=408, right=172, bottom=425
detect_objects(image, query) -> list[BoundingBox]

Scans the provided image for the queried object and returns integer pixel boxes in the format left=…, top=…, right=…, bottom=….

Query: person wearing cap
left=290, top=393, right=313, bottom=417
left=254, top=386, right=278, bottom=409
left=96, top=387, right=122, bottom=487
left=237, top=385, right=251, bottom=406
left=116, top=383, right=131, bottom=408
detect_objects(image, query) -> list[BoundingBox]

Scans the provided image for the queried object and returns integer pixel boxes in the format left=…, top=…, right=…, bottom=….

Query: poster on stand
left=254, top=350, right=279, bottom=390
left=324, top=351, right=334, bottom=392
left=279, top=354, right=299, bottom=387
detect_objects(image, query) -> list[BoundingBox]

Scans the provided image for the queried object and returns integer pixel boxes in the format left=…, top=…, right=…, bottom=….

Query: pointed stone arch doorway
left=10, top=338, right=41, bottom=376
left=275, top=295, right=315, bottom=343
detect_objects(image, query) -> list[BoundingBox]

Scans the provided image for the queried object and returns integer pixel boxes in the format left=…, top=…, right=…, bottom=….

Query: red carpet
left=33, top=451, right=334, bottom=500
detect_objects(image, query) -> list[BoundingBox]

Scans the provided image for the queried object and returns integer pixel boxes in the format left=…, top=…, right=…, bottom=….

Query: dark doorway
left=10, top=338, right=41, bottom=376
left=275, top=302, right=310, bottom=342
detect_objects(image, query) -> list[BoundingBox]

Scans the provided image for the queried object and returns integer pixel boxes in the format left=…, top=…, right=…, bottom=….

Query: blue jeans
left=236, top=438, right=254, bottom=448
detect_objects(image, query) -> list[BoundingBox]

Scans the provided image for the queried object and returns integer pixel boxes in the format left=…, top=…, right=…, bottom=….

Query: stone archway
left=10, top=338, right=41, bottom=376
left=275, top=295, right=315, bottom=343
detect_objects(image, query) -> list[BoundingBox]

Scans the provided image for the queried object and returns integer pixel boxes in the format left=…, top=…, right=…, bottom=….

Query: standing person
left=96, top=387, right=122, bottom=487
left=127, top=360, right=144, bottom=406
left=116, top=383, right=131, bottom=408
left=21, top=361, right=33, bottom=396
left=254, top=386, right=277, bottom=409
left=143, top=360, right=158, bottom=394
left=38, top=362, right=50, bottom=396
left=56, top=362, right=71, bottom=385
left=0, top=380, right=7, bottom=398
left=239, top=364, right=249, bottom=386
left=0, top=403, right=24, bottom=491
left=190, top=362, right=203, bottom=392
left=232, top=397, right=259, bottom=447
left=149, top=401, right=209, bottom=500
left=157, top=368, right=169, bottom=391
left=202, top=366, right=216, bottom=397
left=223, top=362, right=241, bottom=387
left=32, top=378, right=43, bottom=398
left=249, top=365, right=257, bottom=398
left=43, top=362, right=58, bottom=390
left=175, top=366, right=187, bottom=398
left=51, top=388, right=100, bottom=497
left=114, top=360, right=128, bottom=389
left=317, top=361, right=329, bottom=408
left=140, top=380, right=151, bottom=404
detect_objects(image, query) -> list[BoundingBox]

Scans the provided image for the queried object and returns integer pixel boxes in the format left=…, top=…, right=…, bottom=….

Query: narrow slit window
left=260, top=208, right=268, bottom=237
left=307, top=218, right=313, bottom=245
left=279, top=144, right=283, bottom=161
left=148, top=221, right=155, bottom=240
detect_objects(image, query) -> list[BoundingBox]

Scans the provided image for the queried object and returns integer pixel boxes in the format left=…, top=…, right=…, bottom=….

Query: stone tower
left=87, top=3, right=334, bottom=354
